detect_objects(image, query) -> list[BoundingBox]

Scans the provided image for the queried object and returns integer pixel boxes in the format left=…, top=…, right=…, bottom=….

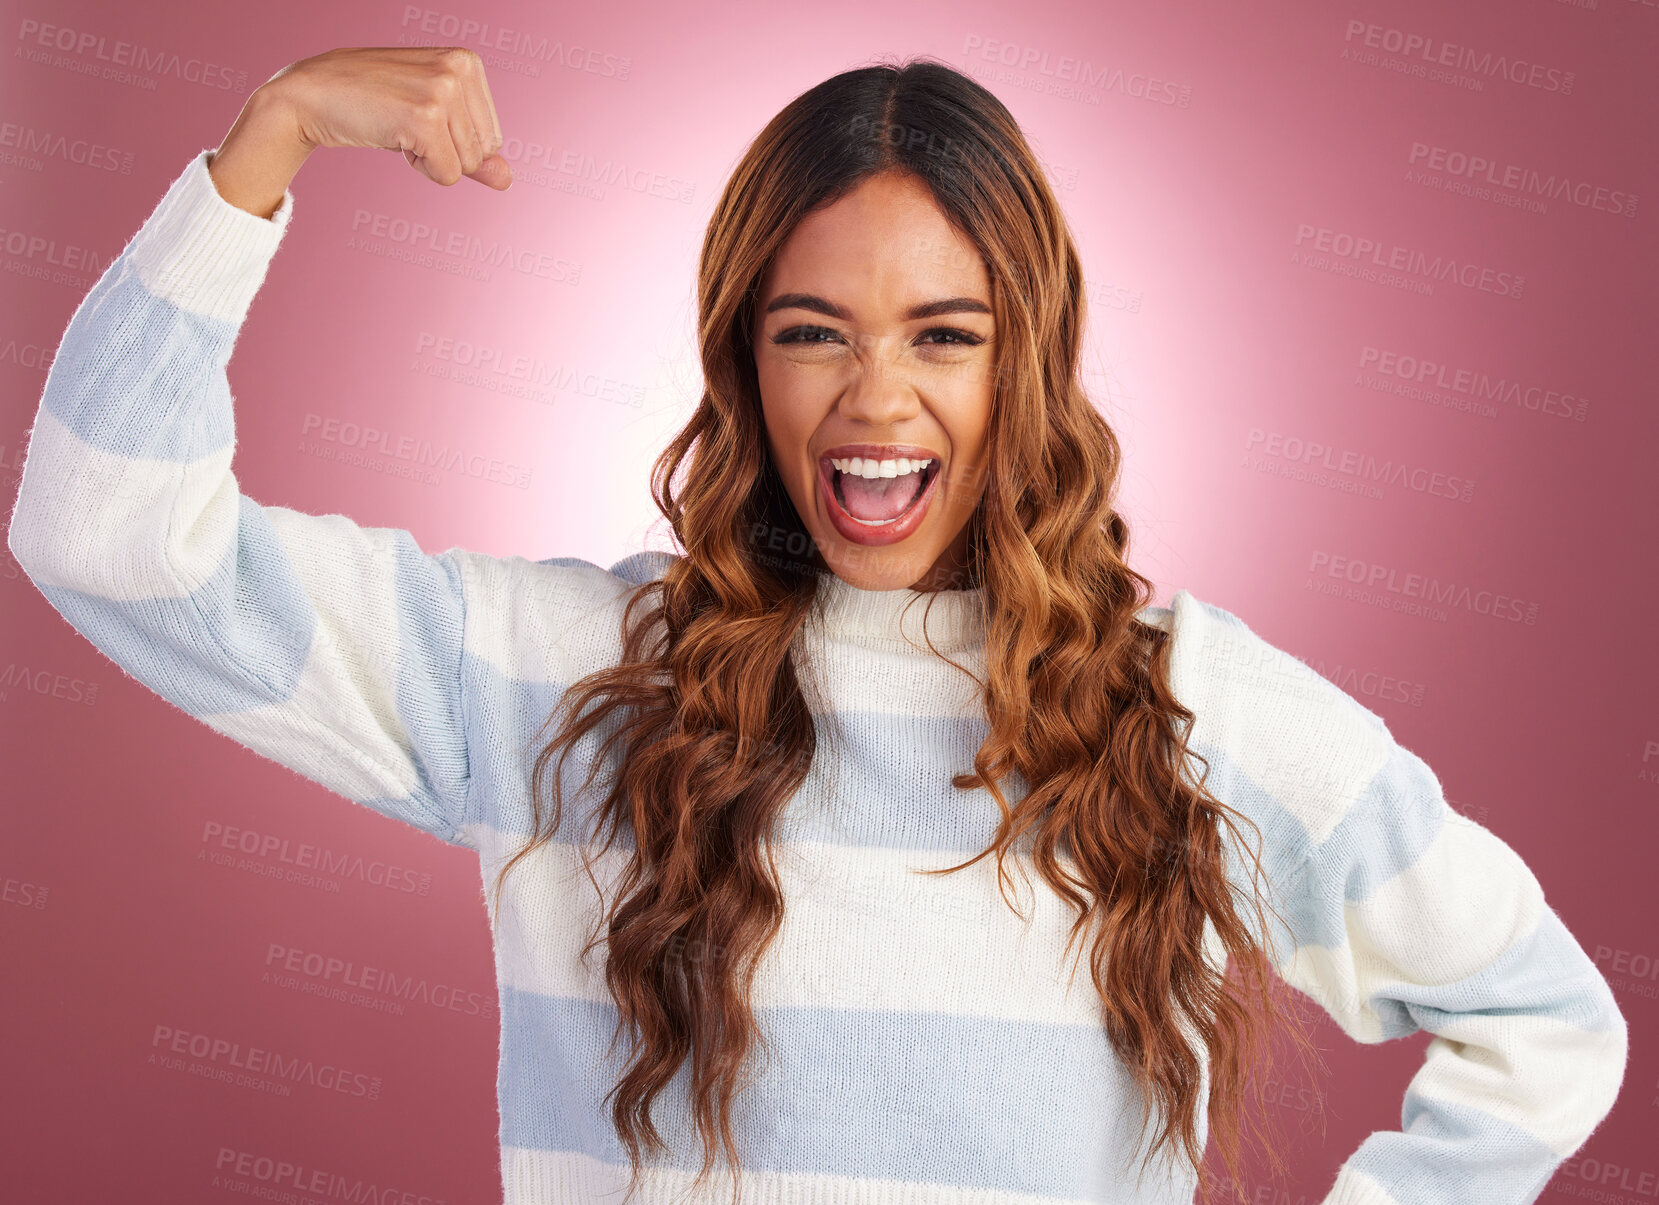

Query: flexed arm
left=209, top=44, right=512, bottom=220
left=7, top=49, right=517, bottom=847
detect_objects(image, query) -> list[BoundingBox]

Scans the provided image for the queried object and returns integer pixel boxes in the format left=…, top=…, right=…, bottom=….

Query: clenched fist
left=210, top=46, right=513, bottom=219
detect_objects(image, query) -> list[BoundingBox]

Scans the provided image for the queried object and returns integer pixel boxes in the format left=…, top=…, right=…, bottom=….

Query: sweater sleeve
left=1165, top=592, right=1629, bottom=1205
left=6, top=148, right=479, bottom=849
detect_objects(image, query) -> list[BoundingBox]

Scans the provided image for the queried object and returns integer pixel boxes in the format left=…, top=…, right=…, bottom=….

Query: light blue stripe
left=469, top=687, right=1254, bottom=858
left=1374, top=904, right=1625, bottom=1037
left=43, top=250, right=238, bottom=463
left=390, top=534, right=471, bottom=832
left=1237, top=735, right=1622, bottom=1038
left=1174, top=718, right=1447, bottom=959
left=33, top=512, right=298, bottom=718
left=498, top=984, right=1199, bottom=1201
left=471, top=551, right=1180, bottom=850
left=35, top=498, right=471, bottom=846
left=461, top=658, right=622, bottom=843
left=1347, top=1091, right=1564, bottom=1204
left=1305, top=738, right=1447, bottom=905
left=1177, top=733, right=1322, bottom=951
left=463, top=656, right=1008, bottom=853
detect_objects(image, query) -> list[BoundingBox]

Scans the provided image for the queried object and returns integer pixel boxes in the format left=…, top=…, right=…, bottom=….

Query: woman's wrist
left=208, top=85, right=315, bottom=220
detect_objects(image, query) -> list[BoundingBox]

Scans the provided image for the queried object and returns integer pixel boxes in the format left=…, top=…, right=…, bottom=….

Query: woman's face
left=754, top=168, right=996, bottom=592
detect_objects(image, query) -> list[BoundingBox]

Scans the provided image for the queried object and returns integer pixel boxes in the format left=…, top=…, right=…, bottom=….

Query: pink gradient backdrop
left=3, top=0, right=1655, bottom=1200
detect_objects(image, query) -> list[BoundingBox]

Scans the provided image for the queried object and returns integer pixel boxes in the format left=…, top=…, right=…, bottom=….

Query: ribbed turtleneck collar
left=808, top=569, right=987, bottom=653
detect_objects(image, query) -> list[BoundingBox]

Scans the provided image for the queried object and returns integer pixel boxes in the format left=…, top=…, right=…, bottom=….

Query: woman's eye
left=771, top=325, right=984, bottom=348
left=773, top=325, right=839, bottom=345
left=918, top=327, right=983, bottom=347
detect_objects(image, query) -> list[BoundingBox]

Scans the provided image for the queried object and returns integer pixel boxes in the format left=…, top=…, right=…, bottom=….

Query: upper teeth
left=830, top=456, right=933, bottom=478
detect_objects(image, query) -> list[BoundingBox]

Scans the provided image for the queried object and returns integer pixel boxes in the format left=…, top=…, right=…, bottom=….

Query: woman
left=8, top=46, right=1627, bottom=1205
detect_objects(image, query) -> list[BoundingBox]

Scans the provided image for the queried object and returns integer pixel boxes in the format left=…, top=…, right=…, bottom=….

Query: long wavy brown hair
left=490, top=54, right=1324, bottom=1205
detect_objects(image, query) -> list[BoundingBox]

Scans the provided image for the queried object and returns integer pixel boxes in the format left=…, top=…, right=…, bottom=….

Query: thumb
left=398, top=146, right=510, bottom=189
left=466, top=153, right=514, bottom=191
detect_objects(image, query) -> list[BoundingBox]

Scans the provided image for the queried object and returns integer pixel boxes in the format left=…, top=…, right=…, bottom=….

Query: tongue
left=840, top=470, right=922, bottom=521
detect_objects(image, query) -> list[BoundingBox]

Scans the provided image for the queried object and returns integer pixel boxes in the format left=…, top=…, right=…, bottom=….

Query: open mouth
left=830, top=459, right=938, bottom=525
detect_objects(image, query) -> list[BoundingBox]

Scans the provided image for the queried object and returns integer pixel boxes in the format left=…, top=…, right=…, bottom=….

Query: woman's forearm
left=208, top=84, right=315, bottom=219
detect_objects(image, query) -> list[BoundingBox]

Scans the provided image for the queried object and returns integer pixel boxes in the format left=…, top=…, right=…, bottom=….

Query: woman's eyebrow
left=764, top=292, right=992, bottom=321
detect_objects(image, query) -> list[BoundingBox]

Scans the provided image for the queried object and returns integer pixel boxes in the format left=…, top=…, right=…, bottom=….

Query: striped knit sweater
left=8, top=148, right=1628, bottom=1205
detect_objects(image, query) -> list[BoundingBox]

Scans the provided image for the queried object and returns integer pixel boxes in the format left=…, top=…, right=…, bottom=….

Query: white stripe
left=200, top=695, right=419, bottom=806
left=1284, top=912, right=1626, bottom=1151
left=1322, top=1166, right=1402, bottom=1205
left=198, top=508, right=438, bottom=806
left=1168, top=591, right=1392, bottom=845
left=1355, top=814, right=1545, bottom=985
left=1278, top=818, right=1546, bottom=1039
left=459, top=549, right=996, bottom=720
left=470, top=824, right=1119, bottom=1026
left=7, top=408, right=228, bottom=597
left=793, top=624, right=991, bottom=718
left=1414, top=1012, right=1627, bottom=1156
left=499, top=1145, right=1094, bottom=1205
left=459, top=551, right=638, bottom=688
left=127, top=148, right=293, bottom=325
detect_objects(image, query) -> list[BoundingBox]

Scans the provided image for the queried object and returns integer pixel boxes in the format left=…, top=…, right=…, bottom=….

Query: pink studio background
left=3, top=0, right=1656, bottom=1201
